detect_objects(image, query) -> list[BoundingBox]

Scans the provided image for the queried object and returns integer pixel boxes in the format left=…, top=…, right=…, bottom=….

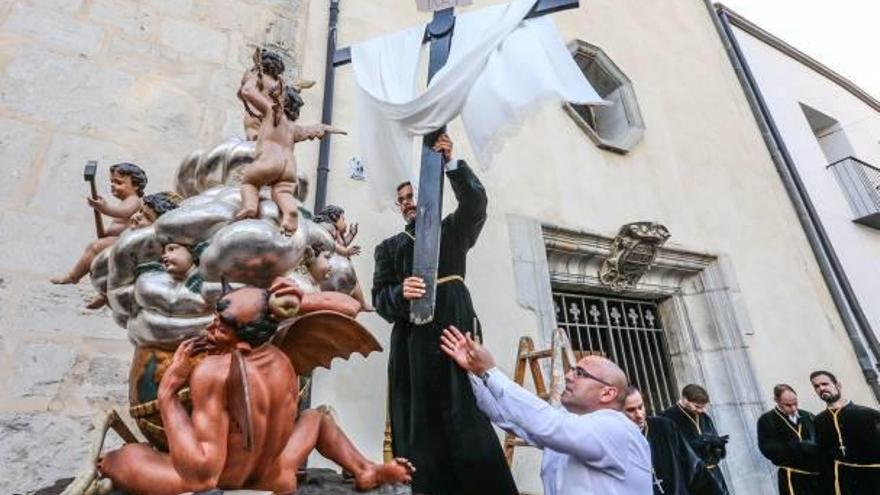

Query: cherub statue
left=129, top=192, right=182, bottom=230
left=315, top=204, right=360, bottom=257
left=98, top=279, right=414, bottom=494
left=313, top=205, right=373, bottom=312
left=236, top=48, right=344, bottom=235
left=125, top=240, right=215, bottom=448
left=51, top=162, right=147, bottom=286
left=244, top=80, right=322, bottom=142
left=295, top=241, right=334, bottom=292
left=86, top=192, right=182, bottom=310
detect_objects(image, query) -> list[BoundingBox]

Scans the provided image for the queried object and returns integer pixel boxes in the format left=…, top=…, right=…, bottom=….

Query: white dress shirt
left=470, top=368, right=652, bottom=495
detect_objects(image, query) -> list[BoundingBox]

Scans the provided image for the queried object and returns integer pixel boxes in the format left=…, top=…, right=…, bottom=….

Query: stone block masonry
left=0, top=0, right=306, bottom=492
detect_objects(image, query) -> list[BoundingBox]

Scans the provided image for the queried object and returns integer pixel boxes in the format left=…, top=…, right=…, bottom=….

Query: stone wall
left=0, top=1, right=307, bottom=492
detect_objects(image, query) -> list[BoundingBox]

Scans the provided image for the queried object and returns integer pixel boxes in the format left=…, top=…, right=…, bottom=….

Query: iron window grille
left=553, top=291, right=678, bottom=415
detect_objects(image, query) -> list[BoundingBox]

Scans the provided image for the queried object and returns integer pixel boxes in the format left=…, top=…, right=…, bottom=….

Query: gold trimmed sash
left=834, top=460, right=880, bottom=495
left=437, top=275, right=464, bottom=285
left=779, top=466, right=819, bottom=495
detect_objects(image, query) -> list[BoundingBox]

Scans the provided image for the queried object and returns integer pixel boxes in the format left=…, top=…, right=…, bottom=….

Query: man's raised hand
left=432, top=133, right=454, bottom=163
left=402, top=276, right=426, bottom=300
left=440, top=326, right=495, bottom=375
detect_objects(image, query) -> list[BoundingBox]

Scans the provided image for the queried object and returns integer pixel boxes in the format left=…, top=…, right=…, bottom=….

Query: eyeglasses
left=573, top=366, right=613, bottom=386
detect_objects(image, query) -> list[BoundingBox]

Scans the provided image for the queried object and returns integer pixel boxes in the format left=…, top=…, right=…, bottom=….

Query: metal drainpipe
left=314, top=0, right=340, bottom=213
left=704, top=2, right=880, bottom=401
left=297, top=1, right=343, bottom=452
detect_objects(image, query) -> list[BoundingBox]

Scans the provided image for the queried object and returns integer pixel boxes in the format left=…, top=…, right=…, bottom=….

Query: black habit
left=661, top=404, right=730, bottom=494
left=644, top=416, right=721, bottom=495
left=756, top=408, right=821, bottom=495
left=814, top=402, right=880, bottom=495
left=372, top=161, right=517, bottom=495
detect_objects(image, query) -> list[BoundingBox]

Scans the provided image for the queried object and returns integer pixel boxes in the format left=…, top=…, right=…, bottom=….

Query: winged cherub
left=236, top=48, right=343, bottom=234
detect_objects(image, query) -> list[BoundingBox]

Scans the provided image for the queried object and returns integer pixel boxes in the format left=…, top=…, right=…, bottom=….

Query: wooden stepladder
left=503, top=328, right=600, bottom=465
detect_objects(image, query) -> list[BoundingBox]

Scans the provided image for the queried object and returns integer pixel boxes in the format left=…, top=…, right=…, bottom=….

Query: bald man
left=440, top=327, right=651, bottom=495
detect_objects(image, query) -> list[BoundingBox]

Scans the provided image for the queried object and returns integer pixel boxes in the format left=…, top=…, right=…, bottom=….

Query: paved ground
left=30, top=468, right=412, bottom=495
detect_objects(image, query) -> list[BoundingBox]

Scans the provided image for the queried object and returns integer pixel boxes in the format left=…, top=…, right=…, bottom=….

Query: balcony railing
left=827, top=156, right=880, bottom=228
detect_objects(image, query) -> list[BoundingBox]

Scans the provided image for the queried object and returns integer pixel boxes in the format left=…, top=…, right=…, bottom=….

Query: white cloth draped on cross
left=351, top=0, right=607, bottom=204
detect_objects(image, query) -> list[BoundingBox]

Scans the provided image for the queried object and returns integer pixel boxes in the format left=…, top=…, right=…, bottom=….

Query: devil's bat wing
left=226, top=349, right=254, bottom=451
left=273, top=311, right=382, bottom=376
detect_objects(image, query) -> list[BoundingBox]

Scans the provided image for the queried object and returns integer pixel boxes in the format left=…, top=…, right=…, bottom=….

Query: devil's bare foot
left=235, top=206, right=259, bottom=221
left=86, top=294, right=108, bottom=310
left=50, top=274, right=77, bottom=285
left=354, top=457, right=414, bottom=491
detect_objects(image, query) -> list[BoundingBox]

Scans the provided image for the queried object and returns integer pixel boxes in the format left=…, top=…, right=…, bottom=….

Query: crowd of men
left=621, top=371, right=880, bottom=495
left=440, top=324, right=880, bottom=495
left=755, top=371, right=880, bottom=495
left=371, top=134, right=880, bottom=494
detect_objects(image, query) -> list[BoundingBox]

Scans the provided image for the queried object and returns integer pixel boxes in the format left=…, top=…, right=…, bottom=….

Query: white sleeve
left=443, top=158, right=461, bottom=172
left=468, top=371, right=537, bottom=445
left=482, top=368, right=626, bottom=469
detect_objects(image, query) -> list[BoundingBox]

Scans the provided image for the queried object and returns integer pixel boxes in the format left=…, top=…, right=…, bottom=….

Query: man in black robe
left=624, top=386, right=721, bottom=495
left=756, top=384, right=821, bottom=495
left=810, top=370, right=880, bottom=495
left=372, top=134, right=517, bottom=495
left=662, top=384, right=730, bottom=495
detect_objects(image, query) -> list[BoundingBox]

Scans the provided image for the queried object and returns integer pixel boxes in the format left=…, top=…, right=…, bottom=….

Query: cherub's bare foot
left=279, top=213, right=298, bottom=236
left=50, top=274, right=77, bottom=285
left=235, top=206, right=259, bottom=221
left=86, top=294, right=108, bottom=310
left=354, top=457, right=414, bottom=491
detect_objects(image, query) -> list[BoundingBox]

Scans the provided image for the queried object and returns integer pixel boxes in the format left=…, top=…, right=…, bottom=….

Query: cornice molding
left=542, top=224, right=715, bottom=296
left=715, top=3, right=880, bottom=113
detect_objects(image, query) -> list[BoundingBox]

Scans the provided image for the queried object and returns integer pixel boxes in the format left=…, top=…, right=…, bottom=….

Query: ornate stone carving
left=599, top=222, right=670, bottom=291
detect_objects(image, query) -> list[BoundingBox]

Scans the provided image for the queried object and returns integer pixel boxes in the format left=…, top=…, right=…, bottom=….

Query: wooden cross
left=333, top=0, right=580, bottom=323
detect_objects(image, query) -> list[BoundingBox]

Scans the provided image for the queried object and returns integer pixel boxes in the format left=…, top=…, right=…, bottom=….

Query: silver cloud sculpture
left=91, top=138, right=324, bottom=345
left=321, top=254, right=358, bottom=295
left=127, top=269, right=214, bottom=347
left=199, top=218, right=305, bottom=286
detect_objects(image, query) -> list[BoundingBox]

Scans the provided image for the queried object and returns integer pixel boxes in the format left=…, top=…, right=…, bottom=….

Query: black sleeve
left=686, top=442, right=723, bottom=495
left=663, top=419, right=721, bottom=495
left=445, top=160, right=488, bottom=249
left=704, top=413, right=718, bottom=434
left=853, top=405, right=880, bottom=462
left=371, top=239, right=408, bottom=324
left=757, top=415, right=790, bottom=466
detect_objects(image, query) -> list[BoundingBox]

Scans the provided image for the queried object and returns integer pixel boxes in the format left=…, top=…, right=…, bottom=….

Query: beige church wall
left=0, top=0, right=309, bottom=492
left=732, top=25, right=880, bottom=355
left=295, top=0, right=879, bottom=492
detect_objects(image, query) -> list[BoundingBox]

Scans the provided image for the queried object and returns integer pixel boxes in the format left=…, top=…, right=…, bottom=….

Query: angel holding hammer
left=51, top=162, right=146, bottom=287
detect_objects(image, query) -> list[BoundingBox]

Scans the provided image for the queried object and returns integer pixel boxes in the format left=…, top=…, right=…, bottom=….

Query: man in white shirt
left=440, top=327, right=652, bottom=495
